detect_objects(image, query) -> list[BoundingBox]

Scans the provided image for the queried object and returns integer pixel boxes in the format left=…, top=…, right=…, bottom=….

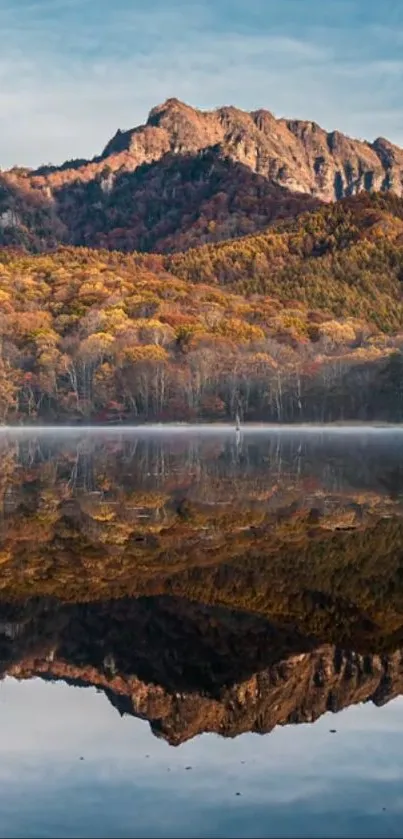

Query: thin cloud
left=0, top=0, right=402, bottom=168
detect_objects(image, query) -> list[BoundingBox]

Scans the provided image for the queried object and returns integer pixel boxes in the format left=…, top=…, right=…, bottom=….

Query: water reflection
left=2, top=429, right=403, bottom=837
left=0, top=429, right=403, bottom=746
left=2, top=678, right=403, bottom=839
left=3, top=596, right=403, bottom=747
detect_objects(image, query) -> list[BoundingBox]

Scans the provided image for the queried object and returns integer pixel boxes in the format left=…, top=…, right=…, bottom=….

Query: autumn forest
left=0, top=192, right=402, bottom=423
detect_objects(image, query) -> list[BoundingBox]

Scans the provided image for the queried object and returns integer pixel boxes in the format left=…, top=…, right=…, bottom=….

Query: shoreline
left=0, top=422, right=402, bottom=434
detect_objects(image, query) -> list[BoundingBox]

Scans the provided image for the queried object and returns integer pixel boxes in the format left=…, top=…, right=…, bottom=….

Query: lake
left=1, top=426, right=403, bottom=838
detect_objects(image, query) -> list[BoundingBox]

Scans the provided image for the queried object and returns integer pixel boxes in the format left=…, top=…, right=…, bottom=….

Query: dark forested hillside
left=0, top=154, right=319, bottom=254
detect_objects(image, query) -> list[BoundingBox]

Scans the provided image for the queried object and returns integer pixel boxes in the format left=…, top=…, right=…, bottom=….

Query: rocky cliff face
left=2, top=98, right=403, bottom=253
left=29, top=98, right=403, bottom=201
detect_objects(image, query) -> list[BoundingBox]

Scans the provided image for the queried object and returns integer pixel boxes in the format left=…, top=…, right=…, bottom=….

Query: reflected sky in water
left=1, top=679, right=403, bottom=839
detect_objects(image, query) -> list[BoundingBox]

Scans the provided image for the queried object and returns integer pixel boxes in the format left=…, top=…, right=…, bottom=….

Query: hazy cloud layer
left=0, top=0, right=402, bottom=168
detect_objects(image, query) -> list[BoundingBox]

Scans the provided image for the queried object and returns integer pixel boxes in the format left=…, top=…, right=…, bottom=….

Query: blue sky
left=0, top=0, right=402, bottom=168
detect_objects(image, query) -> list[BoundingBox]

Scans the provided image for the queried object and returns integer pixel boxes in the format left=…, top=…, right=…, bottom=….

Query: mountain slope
left=43, top=152, right=321, bottom=253
left=168, top=192, right=403, bottom=330
left=0, top=152, right=320, bottom=253
left=2, top=98, right=403, bottom=253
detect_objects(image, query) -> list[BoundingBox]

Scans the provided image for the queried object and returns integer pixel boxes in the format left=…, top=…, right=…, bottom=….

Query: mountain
left=2, top=98, right=403, bottom=253
left=1, top=102, right=403, bottom=423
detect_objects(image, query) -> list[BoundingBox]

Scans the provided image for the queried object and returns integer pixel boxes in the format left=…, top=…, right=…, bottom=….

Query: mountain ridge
left=19, top=98, right=403, bottom=202
left=2, top=98, right=403, bottom=254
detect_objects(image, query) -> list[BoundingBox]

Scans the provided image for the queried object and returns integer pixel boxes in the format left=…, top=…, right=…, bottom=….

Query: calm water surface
left=0, top=427, right=403, bottom=838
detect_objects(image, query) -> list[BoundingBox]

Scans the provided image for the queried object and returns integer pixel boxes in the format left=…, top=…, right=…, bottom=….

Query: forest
left=0, top=193, right=403, bottom=423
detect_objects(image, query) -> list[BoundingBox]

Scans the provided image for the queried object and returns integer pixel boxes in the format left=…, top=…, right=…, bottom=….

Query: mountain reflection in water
left=0, top=429, right=403, bottom=748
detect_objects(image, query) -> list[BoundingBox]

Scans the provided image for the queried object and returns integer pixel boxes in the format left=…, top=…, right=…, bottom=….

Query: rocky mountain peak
left=146, top=97, right=194, bottom=126
left=96, top=101, right=403, bottom=201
